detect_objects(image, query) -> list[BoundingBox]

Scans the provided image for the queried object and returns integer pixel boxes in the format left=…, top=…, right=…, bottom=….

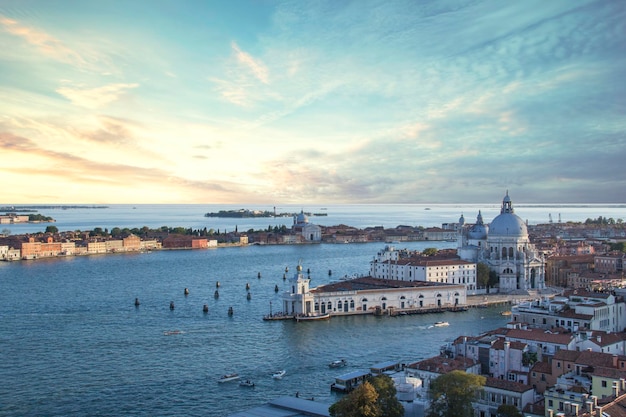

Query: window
left=602, top=380, right=607, bottom=387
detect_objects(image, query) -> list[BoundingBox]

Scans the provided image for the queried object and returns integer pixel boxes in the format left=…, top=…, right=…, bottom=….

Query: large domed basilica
left=457, top=192, right=545, bottom=293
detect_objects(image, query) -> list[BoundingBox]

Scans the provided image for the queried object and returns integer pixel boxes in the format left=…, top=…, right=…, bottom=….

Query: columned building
left=292, top=211, right=321, bottom=242
left=458, top=192, right=546, bottom=293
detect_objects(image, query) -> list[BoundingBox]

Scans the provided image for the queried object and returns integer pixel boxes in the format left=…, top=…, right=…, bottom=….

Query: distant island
left=204, top=209, right=327, bottom=218
left=0, top=205, right=108, bottom=212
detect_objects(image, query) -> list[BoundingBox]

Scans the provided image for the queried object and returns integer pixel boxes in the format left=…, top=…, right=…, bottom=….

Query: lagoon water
left=1, top=203, right=624, bottom=416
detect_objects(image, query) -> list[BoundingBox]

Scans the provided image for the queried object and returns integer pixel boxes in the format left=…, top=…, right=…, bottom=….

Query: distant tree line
left=584, top=216, right=623, bottom=225
left=28, top=214, right=54, bottom=222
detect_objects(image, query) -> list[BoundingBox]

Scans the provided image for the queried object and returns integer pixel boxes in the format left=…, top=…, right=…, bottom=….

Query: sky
left=1, top=0, right=625, bottom=205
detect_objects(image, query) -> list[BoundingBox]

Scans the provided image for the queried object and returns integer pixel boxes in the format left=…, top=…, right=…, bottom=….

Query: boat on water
left=295, top=313, right=330, bottom=322
left=329, top=359, right=348, bottom=368
left=218, top=373, right=240, bottom=383
left=272, top=370, right=286, bottom=379
left=239, top=379, right=255, bottom=387
left=501, top=310, right=512, bottom=316
left=433, top=321, right=449, bottom=327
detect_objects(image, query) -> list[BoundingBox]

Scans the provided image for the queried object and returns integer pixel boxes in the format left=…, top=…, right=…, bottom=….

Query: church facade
left=457, top=192, right=546, bottom=293
left=292, top=210, right=322, bottom=242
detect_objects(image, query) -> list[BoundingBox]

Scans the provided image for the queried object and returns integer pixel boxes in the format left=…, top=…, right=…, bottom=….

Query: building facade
left=457, top=192, right=546, bottom=293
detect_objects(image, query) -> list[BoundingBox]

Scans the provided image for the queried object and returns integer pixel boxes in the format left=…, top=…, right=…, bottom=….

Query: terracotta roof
left=506, top=328, right=575, bottom=345
left=558, top=309, right=593, bottom=320
left=553, top=350, right=583, bottom=362
left=531, top=361, right=552, bottom=374
left=491, top=338, right=526, bottom=351
left=485, top=377, right=533, bottom=393
left=575, top=350, right=625, bottom=368
left=591, top=366, right=626, bottom=379
left=600, top=393, right=626, bottom=417
left=311, top=277, right=461, bottom=293
left=585, top=331, right=625, bottom=347
left=407, top=356, right=476, bottom=374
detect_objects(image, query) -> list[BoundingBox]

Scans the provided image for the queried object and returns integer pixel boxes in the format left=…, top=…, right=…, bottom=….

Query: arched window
left=338, top=300, right=342, bottom=310
left=508, top=247, right=514, bottom=257
left=350, top=300, right=355, bottom=309
left=502, top=247, right=507, bottom=258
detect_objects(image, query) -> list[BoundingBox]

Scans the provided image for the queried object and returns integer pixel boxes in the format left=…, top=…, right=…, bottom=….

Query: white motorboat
left=218, top=373, right=240, bottom=383
left=295, top=313, right=330, bottom=322
left=434, top=321, right=449, bottom=327
left=329, top=359, right=348, bottom=368
left=272, top=370, right=286, bottom=379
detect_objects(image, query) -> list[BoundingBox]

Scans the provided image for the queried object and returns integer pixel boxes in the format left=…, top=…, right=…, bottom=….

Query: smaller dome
left=467, top=211, right=488, bottom=239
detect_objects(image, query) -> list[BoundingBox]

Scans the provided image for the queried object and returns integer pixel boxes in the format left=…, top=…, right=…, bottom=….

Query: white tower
left=283, top=263, right=315, bottom=315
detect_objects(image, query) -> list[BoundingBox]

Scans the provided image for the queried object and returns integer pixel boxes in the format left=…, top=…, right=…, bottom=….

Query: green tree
left=423, top=247, right=438, bottom=256
left=522, top=351, right=537, bottom=367
left=489, top=270, right=499, bottom=288
left=45, top=225, right=59, bottom=234
left=368, top=375, right=404, bottom=417
left=496, top=404, right=523, bottom=417
left=329, top=376, right=403, bottom=417
left=329, top=381, right=380, bottom=417
left=427, top=370, right=485, bottom=417
left=476, top=263, right=490, bottom=288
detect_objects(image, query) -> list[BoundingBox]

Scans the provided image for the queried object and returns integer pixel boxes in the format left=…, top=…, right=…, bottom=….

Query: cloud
left=73, top=116, right=139, bottom=145
left=56, top=83, right=139, bottom=108
left=0, top=131, right=241, bottom=200
left=231, top=41, right=269, bottom=84
left=0, top=14, right=89, bottom=68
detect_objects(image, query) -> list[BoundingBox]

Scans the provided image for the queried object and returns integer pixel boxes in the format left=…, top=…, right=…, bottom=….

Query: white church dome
left=489, top=192, right=527, bottom=237
left=296, top=210, right=308, bottom=224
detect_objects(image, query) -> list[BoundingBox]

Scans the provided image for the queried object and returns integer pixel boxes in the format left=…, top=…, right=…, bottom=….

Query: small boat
left=295, top=313, right=331, bottom=322
left=501, top=310, right=512, bottom=316
left=272, top=370, right=286, bottom=379
left=239, top=379, right=255, bottom=387
left=218, top=373, right=240, bottom=383
left=434, top=321, right=449, bottom=327
left=329, top=359, right=348, bottom=368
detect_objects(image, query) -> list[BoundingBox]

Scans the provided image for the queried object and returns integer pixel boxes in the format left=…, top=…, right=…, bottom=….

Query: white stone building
left=281, top=263, right=467, bottom=316
left=458, top=192, right=546, bottom=293
left=291, top=211, right=321, bottom=242
left=369, top=245, right=479, bottom=294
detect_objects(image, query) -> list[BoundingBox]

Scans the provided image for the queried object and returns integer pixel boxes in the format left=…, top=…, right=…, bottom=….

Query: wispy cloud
left=56, top=83, right=139, bottom=109
left=0, top=14, right=88, bottom=68
left=231, top=41, right=269, bottom=84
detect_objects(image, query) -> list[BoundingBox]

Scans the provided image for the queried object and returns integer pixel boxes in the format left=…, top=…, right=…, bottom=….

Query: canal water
left=0, top=241, right=512, bottom=416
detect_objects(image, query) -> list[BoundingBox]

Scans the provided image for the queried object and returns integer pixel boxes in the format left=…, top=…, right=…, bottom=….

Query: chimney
left=613, top=354, right=618, bottom=367
left=613, top=381, right=619, bottom=397
left=567, top=402, right=574, bottom=414
left=572, top=403, right=579, bottom=416
left=547, top=410, right=554, bottom=417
